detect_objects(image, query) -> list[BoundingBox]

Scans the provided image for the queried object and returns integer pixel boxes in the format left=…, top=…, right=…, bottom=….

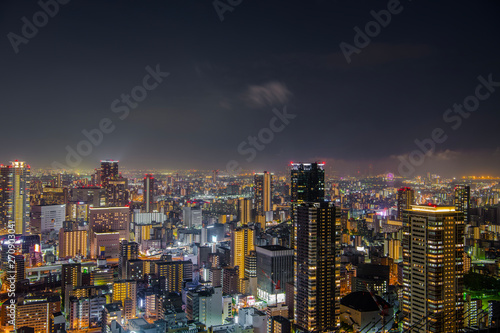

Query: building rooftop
left=258, top=245, right=291, bottom=251
left=340, top=291, right=391, bottom=312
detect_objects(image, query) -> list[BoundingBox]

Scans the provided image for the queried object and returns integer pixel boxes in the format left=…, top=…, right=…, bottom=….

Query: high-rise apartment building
left=15, top=296, right=61, bottom=332
left=144, top=174, right=154, bottom=213
left=118, top=240, right=139, bottom=279
left=290, top=162, right=325, bottom=249
left=113, top=280, right=137, bottom=322
left=222, top=267, right=239, bottom=295
left=397, top=187, right=415, bottom=221
left=0, top=160, right=31, bottom=235
left=454, top=185, right=470, bottom=224
left=155, top=261, right=191, bottom=293
left=255, top=171, right=272, bottom=224
left=238, top=198, right=252, bottom=225
left=402, top=205, right=464, bottom=333
left=59, top=229, right=88, bottom=259
left=62, top=263, right=82, bottom=312
left=294, top=202, right=340, bottom=332
left=100, top=160, right=119, bottom=187
left=231, top=225, right=255, bottom=281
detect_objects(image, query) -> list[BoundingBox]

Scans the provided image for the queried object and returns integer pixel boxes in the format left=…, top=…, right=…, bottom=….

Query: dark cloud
left=243, top=82, right=292, bottom=107
left=0, top=0, right=499, bottom=177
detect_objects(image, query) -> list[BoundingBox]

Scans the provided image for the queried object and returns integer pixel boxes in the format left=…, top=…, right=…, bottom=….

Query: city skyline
left=2, top=1, right=500, bottom=332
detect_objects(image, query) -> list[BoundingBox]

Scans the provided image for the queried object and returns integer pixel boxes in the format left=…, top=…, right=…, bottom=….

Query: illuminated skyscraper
left=100, top=160, right=119, bottom=187
left=256, top=245, right=293, bottom=305
left=454, top=185, right=470, bottom=224
left=255, top=171, right=272, bottom=216
left=144, top=174, right=154, bottom=212
left=397, top=187, right=415, bottom=221
left=106, top=177, right=129, bottom=207
left=402, top=205, right=464, bottom=333
left=231, top=225, right=255, bottom=285
left=238, top=198, right=252, bottom=225
left=294, top=202, right=340, bottom=332
left=290, top=162, right=325, bottom=249
left=0, top=160, right=31, bottom=235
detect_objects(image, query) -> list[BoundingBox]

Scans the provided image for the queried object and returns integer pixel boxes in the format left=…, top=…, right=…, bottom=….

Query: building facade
left=402, top=205, right=465, bottom=333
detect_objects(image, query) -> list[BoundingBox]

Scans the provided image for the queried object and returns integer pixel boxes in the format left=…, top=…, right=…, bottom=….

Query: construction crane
left=364, top=282, right=389, bottom=333
left=261, top=269, right=281, bottom=304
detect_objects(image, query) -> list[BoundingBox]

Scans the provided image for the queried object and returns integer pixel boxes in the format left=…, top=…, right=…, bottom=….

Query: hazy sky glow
left=1, top=1, right=500, bottom=176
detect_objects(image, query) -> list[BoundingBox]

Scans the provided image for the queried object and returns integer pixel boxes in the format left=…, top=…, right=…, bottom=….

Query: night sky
left=1, top=1, right=500, bottom=176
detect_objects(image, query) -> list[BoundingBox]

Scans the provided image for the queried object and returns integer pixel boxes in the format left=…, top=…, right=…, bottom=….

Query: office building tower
left=89, top=206, right=130, bottom=239
left=295, top=202, right=340, bottom=332
left=71, top=187, right=105, bottom=207
left=67, top=201, right=89, bottom=223
left=402, top=205, right=464, bottom=333
left=90, top=231, right=120, bottom=259
left=113, top=280, right=137, bottom=322
left=256, top=245, right=293, bottom=305
left=42, top=187, right=68, bottom=205
left=144, top=174, right=154, bottom=213
left=254, top=171, right=273, bottom=225
left=290, top=162, right=325, bottom=249
left=186, top=286, right=223, bottom=328
left=183, top=206, right=202, bottom=228
left=239, top=198, right=252, bottom=225
left=106, top=177, right=129, bottom=207
left=0, top=160, right=31, bottom=235
left=245, top=250, right=258, bottom=297
left=31, top=204, right=66, bottom=233
left=100, top=160, right=119, bottom=187
left=455, top=185, right=470, bottom=224
left=244, top=251, right=257, bottom=280
left=231, top=225, right=255, bottom=281
left=397, top=187, right=415, bottom=221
